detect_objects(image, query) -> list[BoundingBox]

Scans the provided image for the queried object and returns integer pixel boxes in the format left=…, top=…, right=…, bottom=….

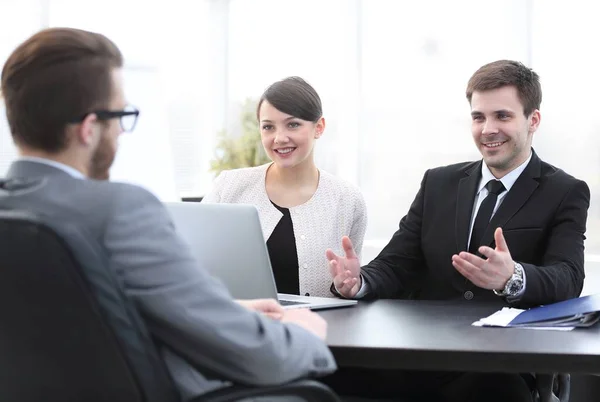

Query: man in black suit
left=325, top=60, right=590, bottom=401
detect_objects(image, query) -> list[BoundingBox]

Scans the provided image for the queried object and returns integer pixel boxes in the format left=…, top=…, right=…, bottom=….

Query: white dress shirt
left=468, top=152, right=532, bottom=249
left=17, top=156, right=85, bottom=179
left=351, top=152, right=532, bottom=299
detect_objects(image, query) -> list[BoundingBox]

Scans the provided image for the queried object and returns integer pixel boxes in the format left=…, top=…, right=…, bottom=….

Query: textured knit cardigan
left=203, top=163, right=367, bottom=297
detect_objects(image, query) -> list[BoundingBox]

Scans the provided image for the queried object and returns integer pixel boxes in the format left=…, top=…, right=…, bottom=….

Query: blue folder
left=509, top=293, right=600, bottom=327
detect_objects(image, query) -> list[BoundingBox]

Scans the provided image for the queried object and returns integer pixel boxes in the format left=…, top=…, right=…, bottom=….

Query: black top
left=266, top=202, right=300, bottom=294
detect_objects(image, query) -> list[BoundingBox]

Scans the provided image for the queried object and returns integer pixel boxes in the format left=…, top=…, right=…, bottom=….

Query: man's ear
left=529, top=109, right=541, bottom=134
left=74, top=113, right=98, bottom=146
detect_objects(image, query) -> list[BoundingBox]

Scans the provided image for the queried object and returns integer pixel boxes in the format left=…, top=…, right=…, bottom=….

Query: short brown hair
left=1, top=28, right=123, bottom=152
left=257, top=76, right=322, bottom=123
left=466, top=60, right=541, bottom=116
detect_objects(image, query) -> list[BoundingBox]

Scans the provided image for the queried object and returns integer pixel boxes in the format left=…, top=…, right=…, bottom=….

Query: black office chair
left=535, top=373, right=570, bottom=402
left=0, top=209, right=340, bottom=402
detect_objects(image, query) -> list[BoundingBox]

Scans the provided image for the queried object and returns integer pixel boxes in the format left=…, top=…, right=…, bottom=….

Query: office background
left=1, top=0, right=599, bottom=289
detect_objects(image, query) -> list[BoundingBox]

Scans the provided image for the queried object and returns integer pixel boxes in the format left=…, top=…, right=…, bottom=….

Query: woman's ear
left=314, top=117, right=326, bottom=139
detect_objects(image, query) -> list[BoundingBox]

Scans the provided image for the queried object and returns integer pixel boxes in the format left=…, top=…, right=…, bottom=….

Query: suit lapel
left=478, top=151, right=542, bottom=249
left=455, top=162, right=482, bottom=252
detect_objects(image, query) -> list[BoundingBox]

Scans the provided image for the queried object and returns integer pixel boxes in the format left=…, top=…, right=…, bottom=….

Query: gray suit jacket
left=0, top=160, right=336, bottom=401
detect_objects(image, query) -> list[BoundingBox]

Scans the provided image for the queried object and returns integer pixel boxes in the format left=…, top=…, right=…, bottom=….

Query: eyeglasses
left=69, top=105, right=140, bottom=132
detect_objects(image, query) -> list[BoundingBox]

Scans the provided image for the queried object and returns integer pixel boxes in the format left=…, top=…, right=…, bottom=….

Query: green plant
left=209, top=98, right=270, bottom=177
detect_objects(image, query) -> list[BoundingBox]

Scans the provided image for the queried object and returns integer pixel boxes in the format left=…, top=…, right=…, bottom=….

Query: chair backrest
left=0, top=210, right=181, bottom=402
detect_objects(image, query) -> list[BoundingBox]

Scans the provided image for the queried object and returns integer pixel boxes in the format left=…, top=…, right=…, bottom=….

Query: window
left=2, top=0, right=600, bottom=263
left=227, top=0, right=361, bottom=181
left=530, top=0, right=600, bottom=255
left=359, top=0, right=531, bottom=251
left=46, top=0, right=214, bottom=200
left=0, top=0, right=45, bottom=174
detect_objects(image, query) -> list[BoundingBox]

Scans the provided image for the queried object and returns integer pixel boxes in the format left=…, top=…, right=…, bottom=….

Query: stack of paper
left=472, top=307, right=575, bottom=331
left=472, top=293, right=600, bottom=331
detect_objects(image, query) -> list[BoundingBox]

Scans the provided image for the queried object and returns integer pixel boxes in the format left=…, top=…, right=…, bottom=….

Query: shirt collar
left=478, top=151, right=532, bottom=194
left=17, top=156, right=86, bottom=179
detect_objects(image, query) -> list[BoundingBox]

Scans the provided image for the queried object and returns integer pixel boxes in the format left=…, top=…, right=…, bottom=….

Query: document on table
left=472, top=307, right=575, bottom=331
left=472, top=294, right=600, bottom=331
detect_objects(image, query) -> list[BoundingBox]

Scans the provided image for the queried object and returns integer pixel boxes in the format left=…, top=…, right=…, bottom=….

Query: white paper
left=472, top=307, right=575, bottom=331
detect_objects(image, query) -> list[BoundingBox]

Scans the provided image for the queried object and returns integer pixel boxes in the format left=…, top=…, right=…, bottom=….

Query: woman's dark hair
left=256, top=76, right=322, bottom=123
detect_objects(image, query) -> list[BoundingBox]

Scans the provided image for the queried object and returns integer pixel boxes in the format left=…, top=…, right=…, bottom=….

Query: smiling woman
left=203, top=77, right=367, bottom=298
left=257, top=77, right=324, bottom=179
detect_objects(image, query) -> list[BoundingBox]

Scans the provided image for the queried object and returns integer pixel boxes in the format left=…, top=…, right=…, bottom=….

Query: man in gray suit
left=0, top=28, right=336, bottom=401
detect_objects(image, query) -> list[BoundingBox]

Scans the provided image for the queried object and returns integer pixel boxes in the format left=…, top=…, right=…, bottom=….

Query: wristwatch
left=493, top=262, right=524, bottom=297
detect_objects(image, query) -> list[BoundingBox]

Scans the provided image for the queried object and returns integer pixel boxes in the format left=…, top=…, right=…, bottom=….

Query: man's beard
left=89, top=132, right=116, bottom=180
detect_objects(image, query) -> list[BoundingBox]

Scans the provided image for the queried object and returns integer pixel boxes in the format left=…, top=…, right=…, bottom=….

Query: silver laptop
left=164, top=202, right=357, bottom=310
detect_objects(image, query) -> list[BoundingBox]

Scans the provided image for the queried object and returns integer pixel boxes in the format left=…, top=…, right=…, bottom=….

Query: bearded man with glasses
left=0, top=27, right=336, bottom=401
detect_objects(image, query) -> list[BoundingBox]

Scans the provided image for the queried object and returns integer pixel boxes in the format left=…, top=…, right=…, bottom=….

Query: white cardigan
left=202, top=164, right=367, bottom=298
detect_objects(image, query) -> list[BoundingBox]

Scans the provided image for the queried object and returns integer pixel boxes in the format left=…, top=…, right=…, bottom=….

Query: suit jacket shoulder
left=424, top=160, right=479, bottom=183
left=539, top=160, right=587, bottom=189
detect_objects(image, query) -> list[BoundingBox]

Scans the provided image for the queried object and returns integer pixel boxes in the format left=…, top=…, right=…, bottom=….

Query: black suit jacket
left=360, top=150, right=590, bottom=308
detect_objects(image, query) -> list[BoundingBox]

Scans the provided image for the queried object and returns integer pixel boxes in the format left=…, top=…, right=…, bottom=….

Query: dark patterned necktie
left=468, top=180, right=506, bottom=255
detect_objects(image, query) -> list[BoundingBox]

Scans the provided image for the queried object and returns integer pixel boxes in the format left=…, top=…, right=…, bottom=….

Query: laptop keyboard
left=279, top=299, right=310, bottom=307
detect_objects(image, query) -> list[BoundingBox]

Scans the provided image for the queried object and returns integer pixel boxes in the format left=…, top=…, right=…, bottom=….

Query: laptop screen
left=164, top=202, right=281, bottom=300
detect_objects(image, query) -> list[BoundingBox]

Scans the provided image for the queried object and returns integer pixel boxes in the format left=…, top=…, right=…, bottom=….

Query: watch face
left=508, top=279, right=524, bottom=295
